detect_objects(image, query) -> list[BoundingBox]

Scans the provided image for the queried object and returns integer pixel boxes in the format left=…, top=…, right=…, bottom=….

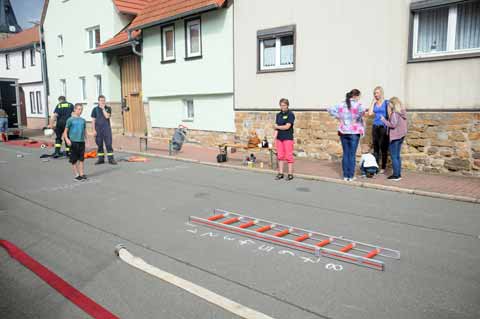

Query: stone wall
left=109, top=102, right=124, bottom=135
left=235, top=111, right=480, bottom=176
left=26, top=117, right=47, bottom=130
left=145, top=110, right=480, bottom=176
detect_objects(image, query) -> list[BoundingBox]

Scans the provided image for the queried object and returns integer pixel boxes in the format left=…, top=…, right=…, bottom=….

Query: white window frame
left=79, top=76, right=87, bottom=101
left=412, top=2, right=480, bottom=59
left=162, top=25, right=175, bottom=62
left=30, top=91, right=36, bottom=114
left=30, top=47, right=36, bottom=66
left=86, top=26, right=101, bottom=51
left=5, top=53, right=10, bottom=70
left=22, top=51, right=26, bottom=68
left=257, top=25, right=296, bottom=72
left=60, top=79, right=67, bottom=97
left=57, top=35, right=64, bottom=56
left=183, top=99, right=194, bottom=121
left=36, top=91, right=43, bottom=114
left=94, top=75, right=102, bottom=97
left=185, top=19, right=202, bottom=58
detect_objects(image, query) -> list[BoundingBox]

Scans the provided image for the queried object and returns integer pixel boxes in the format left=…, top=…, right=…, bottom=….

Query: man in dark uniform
left=49, top=96, right=74, bottom=158
left=91, top=95, right=117, bottom=165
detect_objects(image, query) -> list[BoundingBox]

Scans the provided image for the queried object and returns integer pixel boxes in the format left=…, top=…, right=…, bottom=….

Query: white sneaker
left=350, top=177, right=357, bottom=181
left=343, top=177, right=349, bottom=181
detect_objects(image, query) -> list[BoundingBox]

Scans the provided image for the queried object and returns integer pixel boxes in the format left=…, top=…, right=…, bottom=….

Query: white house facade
left=42, top=0, right=133, bottom=122
left=0, top=26, right=46, bottom=129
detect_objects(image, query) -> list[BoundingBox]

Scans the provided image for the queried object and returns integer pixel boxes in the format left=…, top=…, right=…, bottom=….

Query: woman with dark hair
left=329, top=89, right=366, bottom=181
left=274, top=98, right=295, bottom=181
left=368, top=86, right=389, bottom=174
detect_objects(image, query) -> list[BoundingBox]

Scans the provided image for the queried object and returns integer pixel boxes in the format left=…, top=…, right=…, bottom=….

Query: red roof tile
left=0, top=26, right=39, bottom=52
left=94, top=28, right=141, bottom=53
left=113, top=0, right=150, bottom=15
left=129, top=0, right=226, bottom=30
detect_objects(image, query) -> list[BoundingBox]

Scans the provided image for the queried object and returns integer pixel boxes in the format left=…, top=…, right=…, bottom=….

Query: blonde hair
left=388, top=97, right=404, bottom=113
left=373, top=86, right=384, bottom=100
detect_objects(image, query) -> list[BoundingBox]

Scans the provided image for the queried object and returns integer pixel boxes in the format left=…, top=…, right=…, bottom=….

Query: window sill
left=84, top=49, right=97, bottom=53
left=185, top=55, right=202, bottom=61
left=57, top=55, right=64, bottom=58
left=257, top=67, right=295, bottom=74
left=409, top=51, right=480, bottom=63
left=182, top=119, right=194, bottom=123
left=161, top=59, right=176, bottom=64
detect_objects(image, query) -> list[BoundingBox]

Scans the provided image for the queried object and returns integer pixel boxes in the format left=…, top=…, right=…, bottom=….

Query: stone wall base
left=137, top=110, right=480, bottom=176
left=26, top=117, right=47, bottom=130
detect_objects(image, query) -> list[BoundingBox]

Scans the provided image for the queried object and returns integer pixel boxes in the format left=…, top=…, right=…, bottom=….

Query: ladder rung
left=364, top=249, right=380, bottom=259
left=239, top=221, right=255, bottom=229
left=256, top=225, right=272, bottom=233
left=222, top=217, right=240, bottom=225
left=208, top=214, right=224, bottom=221
left=294, top=234, right=310, bottom=242
left=315, top=238, right=331, bottom=247
left=339, top=243, right=355, bottom=253
left=274, top=229, right=290, bottom=237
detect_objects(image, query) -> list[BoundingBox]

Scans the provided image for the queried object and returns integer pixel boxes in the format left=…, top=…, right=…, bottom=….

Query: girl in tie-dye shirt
left=328, top=89, right=366, bottom=181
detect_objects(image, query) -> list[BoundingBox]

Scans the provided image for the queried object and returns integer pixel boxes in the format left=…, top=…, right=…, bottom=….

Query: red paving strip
left=0, top=240, right=120, bottom=319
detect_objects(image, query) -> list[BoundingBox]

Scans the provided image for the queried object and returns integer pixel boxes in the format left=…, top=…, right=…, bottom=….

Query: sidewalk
left=21, top=129, right=480, bottom=203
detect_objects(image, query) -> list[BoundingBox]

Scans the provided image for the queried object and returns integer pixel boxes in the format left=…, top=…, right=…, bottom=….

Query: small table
left=218, top=143, right=277, bottom=169
left=140, top=136, right=173, bottom=156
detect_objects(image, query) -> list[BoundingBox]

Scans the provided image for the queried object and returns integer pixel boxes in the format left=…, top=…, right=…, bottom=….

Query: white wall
left=0, top=48, right=42, bottom=84
left=43, top=0, right=130, bottom=119
left=149, top=94, right=235, bottom=132
left=141, top=7, right=234, bottom=97
left=23, top=83, right=46, bottom=118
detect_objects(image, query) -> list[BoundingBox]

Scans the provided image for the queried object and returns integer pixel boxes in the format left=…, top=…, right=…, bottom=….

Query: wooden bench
left=139, top=136, right=173, bottom=156
left=218, top=143, right=277, bottom=169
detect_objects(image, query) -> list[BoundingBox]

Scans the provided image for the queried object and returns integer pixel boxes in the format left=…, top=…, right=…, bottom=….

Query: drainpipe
left=128, top=30, right=142, bottom=57
left=38, top=25, right=49, bottom=126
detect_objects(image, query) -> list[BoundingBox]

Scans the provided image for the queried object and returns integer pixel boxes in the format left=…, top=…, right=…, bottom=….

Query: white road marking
left=116, top=246, right=276, bottom=319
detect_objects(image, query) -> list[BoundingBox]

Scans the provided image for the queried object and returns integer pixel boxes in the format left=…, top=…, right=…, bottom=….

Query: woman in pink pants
left=274, top=98, right=295, bottom=181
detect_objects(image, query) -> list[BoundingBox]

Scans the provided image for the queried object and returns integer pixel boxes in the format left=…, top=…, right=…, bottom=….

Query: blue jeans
left=390, top=137, right=404, bottom=177
left=361, top=164, right=378, bottom=176
left=340, top=134, right=360, bottom=178
left=0, top=117, right=7, bottom=133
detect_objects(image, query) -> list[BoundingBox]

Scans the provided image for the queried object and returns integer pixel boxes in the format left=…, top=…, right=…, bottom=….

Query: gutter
left=127, top=30, right=142, bottom=57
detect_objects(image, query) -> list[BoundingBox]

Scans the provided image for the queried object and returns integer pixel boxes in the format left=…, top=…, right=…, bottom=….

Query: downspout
left=38, top=25, right=49, bottom=126
left=128, top=29, right=142, bottom=57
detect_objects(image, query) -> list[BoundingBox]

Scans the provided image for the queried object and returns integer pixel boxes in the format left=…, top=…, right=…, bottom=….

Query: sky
left=10, top=0, right=45, bottom=30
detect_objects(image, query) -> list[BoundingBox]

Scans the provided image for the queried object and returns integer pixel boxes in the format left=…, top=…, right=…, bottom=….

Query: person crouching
left=360, top=148, right=379, bottom=178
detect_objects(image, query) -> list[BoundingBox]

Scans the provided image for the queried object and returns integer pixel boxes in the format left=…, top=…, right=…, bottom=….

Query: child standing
left=360, top=151, right=379, bottom=178
left=64, top=104, right=87, bottom=181
left=381, top=97, right=408, bottom=181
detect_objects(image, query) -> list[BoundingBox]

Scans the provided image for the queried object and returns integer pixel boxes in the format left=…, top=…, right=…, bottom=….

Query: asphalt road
left=1, top=144, right=479, bottom=319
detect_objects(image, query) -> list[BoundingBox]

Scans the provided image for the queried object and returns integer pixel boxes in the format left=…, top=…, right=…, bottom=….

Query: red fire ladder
left=190, top=209, right=401, bottom=271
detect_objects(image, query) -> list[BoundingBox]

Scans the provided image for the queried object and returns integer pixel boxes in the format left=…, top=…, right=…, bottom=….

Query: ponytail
left=345, top=89, right=361, bottom=110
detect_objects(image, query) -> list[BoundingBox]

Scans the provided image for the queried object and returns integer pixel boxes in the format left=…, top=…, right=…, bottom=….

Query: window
left=30, top=48, right=35, bottom=66
left=79, top=77, right=87, bottom=101
left=30, top=92, right=36, bottom=114
left=60, top=79, right=67, bottom=97
left=94, top=75, right=102, bottom=97
left=162, top=25, right=175, bottom=62
left=411, top=1, right=480, bottom=59
left=184, top=99, right=194, bottom=121
left=22, top=51, right=26, bottom=68
left=57, top=35, right=64, bottom=56
left=36, top=91, right=43, bottom=113
left=185, top=19, right=202, bottom=58
left=5, top=54, right=10, bottom=70
left=257, top=25, right=296, bottom=72
left=86, top=27, right=101, bottom=50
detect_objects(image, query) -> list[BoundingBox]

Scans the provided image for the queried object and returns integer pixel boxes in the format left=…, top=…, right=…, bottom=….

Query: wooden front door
left=120, top=55, right=146, bottom=135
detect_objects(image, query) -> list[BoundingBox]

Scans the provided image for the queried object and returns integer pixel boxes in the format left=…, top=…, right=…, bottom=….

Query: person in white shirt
left=360, top=151, right=379, bottom=178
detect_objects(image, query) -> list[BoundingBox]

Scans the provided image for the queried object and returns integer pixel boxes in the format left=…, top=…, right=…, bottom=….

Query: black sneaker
left=74, top=176, right=83, bottom=181
left=95, top=159, right=105, bottom=165
left=387, top=175, right=402, bottom=181
left=108, top=159, right=118, bottom=165
left=275, top=173, right=284, bottom=180
left=52, top=153, right=61, bottom=159
left=80, top=175, right=87, bottom=180
left=286, top=174, right=294, bottom=181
